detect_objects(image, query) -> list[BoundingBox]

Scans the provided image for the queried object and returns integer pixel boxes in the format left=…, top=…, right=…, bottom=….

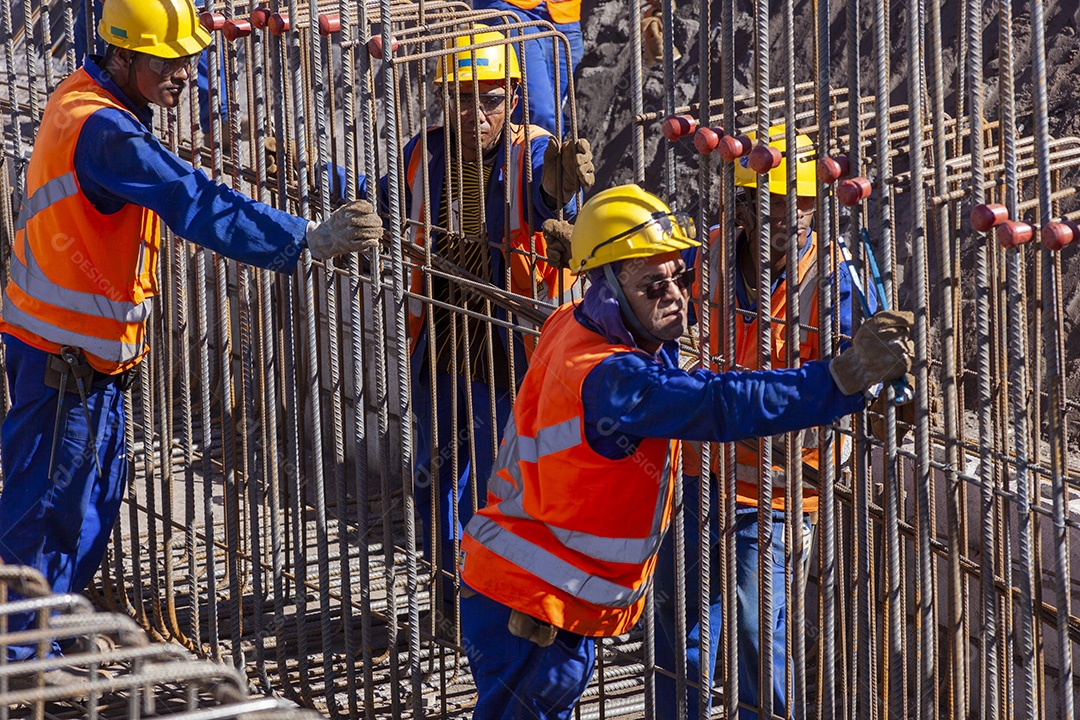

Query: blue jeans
left=461, top=589, right=596, bottom=719
left=0, top=335, right=129, bottom=661
left=655, top=474, right=809, bottom=720
left=412, top=369, right=512, bottom=604
left=471, top=0, right=584, bottom=136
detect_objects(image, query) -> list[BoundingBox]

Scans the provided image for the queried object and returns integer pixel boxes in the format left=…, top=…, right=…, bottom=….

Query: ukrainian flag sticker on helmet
left=110, top=26, right=128, bottom=38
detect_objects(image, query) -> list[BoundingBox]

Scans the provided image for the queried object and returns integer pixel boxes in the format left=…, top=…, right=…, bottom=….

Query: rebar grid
left=0, top=1, right=1077, bottom=719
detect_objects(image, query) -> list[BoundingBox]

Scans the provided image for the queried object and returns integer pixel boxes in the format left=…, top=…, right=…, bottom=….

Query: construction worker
left=654, top=127, right=867, bottom=719
left=0, top=0, right=379, bottom=667
left=358, top=29, right=591, bottom=631
left=457, top=183, right=912, bottom=719
left=470, top=0, right=583, bottom=135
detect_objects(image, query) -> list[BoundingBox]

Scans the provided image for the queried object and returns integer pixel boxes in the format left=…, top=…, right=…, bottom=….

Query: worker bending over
left=0, top=0, right=377, bottom=668
left=456, top=184, right=912, bottom=719
left=655, top=127, right=867, bottom=718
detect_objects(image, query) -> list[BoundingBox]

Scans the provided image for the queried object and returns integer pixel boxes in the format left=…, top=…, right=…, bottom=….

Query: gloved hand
left=869, top=373, right=941, bottom=444
left=541, top=137, right=595, bottom=207
left=305, top=199, right=384, bottom=260
left=829, top=310, right=915, bottom=396
left=541, top=218, right=574, bottom=270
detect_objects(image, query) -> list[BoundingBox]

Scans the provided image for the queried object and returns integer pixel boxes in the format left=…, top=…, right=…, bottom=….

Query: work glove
left=305, top=199, right=385, bottom=260
left=541, top=137, right=595, bottom=207
left=829, top=310, right=915, bottom=396
left=542, top=218, right=574, bottom=270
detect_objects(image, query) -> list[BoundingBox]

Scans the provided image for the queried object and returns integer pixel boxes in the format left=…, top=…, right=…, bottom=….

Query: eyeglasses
left=640, top=267, right=695, bottom=299
left=438, top=90, right=511, bottom=115
left=581, top=212, right=697, bottom=269
left=145, top=53, right=199, bottom=77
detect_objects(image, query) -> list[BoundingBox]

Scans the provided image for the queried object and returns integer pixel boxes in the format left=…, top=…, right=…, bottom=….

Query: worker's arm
left=581, top=346, right=865, bottom=459
left=76, top=108, right=310, bottom=273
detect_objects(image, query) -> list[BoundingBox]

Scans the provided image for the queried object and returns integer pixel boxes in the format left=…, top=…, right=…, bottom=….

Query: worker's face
left=126, top=50, right=197, bottom=109
left=739, top=192, right=816, bottom=272
left=442, top=80, right=518, bottom=160
left=619, top=251, right=691, bottom=346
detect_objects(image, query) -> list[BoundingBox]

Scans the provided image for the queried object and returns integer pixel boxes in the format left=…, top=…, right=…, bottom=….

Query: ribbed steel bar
left=966, top=0, right=1000, bottom=716
left=718, top=0, right=738, bottom=715
left=813, top=0, right=839, bottom=716
left=925, top=0, right=966, bottom=714
left=1028, top=2, right=1075, bottom=717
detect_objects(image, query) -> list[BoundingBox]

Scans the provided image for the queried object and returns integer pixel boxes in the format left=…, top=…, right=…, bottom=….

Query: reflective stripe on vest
left=9, top=243, right=152, bottom=325
left=466, top=514, right=652, bottom=608
left=1, top=290, right=143, bottom=362
left=15, top=172, right=78, bottom=232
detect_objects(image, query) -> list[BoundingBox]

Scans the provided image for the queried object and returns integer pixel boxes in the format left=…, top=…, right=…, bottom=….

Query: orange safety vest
left=501, top=0, right=582, bottom=24
left=460, top=303, right=677, bottom=637
left=686, top=228, right=834, bottom=513
left=403, top=123, right=576, bottom=357
left=1, top=68, right=160, bottom=375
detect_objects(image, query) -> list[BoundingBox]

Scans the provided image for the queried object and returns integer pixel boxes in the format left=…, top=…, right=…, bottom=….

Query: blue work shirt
left=576, top=304, right=864, bottom=461
left=74, top=58, right=309, bottom=273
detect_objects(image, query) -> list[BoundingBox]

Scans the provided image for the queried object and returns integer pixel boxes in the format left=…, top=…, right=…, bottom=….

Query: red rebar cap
left=223, top=19, right=252, bottom=41
left=661, top=115, right=697, bottom=142
left=996, top=220, right=1034, bottom=249
left=250, top=7, right=272, bottom=29
left=747, top=145, right=782, bottom=174
left=717, top=134, right=752, bottom=163
left=367, top=35, right=399, bottom=59
left=319, top=14, right=341, bottom=36
left=970, top=203, right=1009, bottom=233
left=817, top=155, right=851, bottom=185
left=268, top=12, right=290, bottom=35
left=837, top=176, right=872, bottom=207
left=693, top=126, right=724, bottom=154
left=199, top=12, right=226, bottom=33
left=1041, top=220, right=1079, bottom=251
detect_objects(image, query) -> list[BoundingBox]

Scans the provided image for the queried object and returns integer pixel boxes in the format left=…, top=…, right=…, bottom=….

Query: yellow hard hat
left=434, top=28, right=521, bottom=85
left=734, top=125, right=817, bottom=198
left=99, top=0, right=212, bottom=59
left=570, top=184, right=700, bottom=274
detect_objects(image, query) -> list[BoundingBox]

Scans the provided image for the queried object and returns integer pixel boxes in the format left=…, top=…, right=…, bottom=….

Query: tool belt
left=43, top=348, right=136, bottom=393
left=507, top=609, right=558, bottom=648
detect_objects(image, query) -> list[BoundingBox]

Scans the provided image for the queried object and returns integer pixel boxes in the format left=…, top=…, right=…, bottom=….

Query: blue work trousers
left=655, top=476, right=809, bottom=720
left=470, top=0, right=584, bottom=136
left=461, top=588, right=596, bottom=719
left=412, top=369, right=512, bottom=604
left=0, top=335, right=129, bottom=661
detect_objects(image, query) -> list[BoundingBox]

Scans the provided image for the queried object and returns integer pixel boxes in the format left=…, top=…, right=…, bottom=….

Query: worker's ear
left=509, top=82, right=521, bottom=114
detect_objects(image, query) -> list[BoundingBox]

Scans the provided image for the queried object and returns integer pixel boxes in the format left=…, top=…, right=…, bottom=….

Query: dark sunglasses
left=640, top=267, right=695, bottom=299
left=146, top=53, right=199, bottom=76
left=436, top=90, right=511, bottom=114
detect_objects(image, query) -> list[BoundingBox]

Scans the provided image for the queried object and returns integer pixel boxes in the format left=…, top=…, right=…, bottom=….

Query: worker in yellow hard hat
left=469, top=0, right=584, bottom=135
left=0, top=0, right=379, bottom=679
left=654, top=127, right=872, bottom=719
left=457, top=183, right=913, bottom=718
left=71, top=0, right=225, bottom=139
left=352, top=28, right=594, bottom=640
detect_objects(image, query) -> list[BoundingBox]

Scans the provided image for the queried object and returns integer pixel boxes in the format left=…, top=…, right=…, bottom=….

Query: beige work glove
left=829, top=310, right=915, bottom=396
left=542, top=218, right=574, bottom=270
left=305, top=199, right=384, bottom=260
left=541, top=137, right=595, bottom=207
